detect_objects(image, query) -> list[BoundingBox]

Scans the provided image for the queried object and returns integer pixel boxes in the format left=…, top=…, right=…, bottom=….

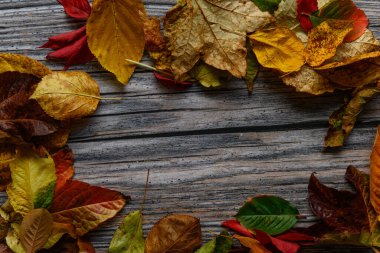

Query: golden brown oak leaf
left=305, top=20, right=353, bottom=67
left=163, top=0, right=274, bottom=80
left=249, top=27, right=305, bottom=73
left=87, top=0, right=146, bottom=84
left=371, top=125, right=380, bottom=216
left=31, top=71, right=100, bottom=121
left=145, top=214, right=201, bottom=253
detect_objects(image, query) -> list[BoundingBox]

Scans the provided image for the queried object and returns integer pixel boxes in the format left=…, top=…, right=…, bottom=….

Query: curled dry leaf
left=305, top=20, right=353, bottom=67
left=145, top=214, right=201, bottom=253
left=325, top=86, right=380, bottom=148
left=87, top=0, right=146, bottom=84
left=163, top=0, right=274, bottom=79
left=31, top=71, right=100, bottom=121
left=50, top=180, right=128, bottom=236
left=7, top=148, right=56, bottom=216
left=371, top=126, right=380, bottom=216
left=20, top=209, right=53, bottom=253
left=235, top=196, right=299, bottom=235
left=249, top=27, right=305, bottom=73
left=109, top=210, right=144, bottom=253
left=233, top=234, right=271, bottom=253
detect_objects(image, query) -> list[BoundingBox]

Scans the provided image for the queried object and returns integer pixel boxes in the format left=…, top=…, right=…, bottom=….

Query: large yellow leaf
left=249, top=27, right=305, bottom=73
left=163, top=0, right=273, bottom=80
left=0, top=54, right=51, bottom=78
left=87, top=0, right=146, bottom=84
left=7, top=148, right=56, bottom=216
left=371, top=126, right=380, bottom=216
left=31, top=71, right=100, bottom=121
left=305, top=20, right=353, bottom=67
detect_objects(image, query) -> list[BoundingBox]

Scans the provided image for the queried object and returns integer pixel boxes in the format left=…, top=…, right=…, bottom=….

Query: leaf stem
left=125, top=59, right=172, bottom=76
left=140, top=169, right=150, bottom=211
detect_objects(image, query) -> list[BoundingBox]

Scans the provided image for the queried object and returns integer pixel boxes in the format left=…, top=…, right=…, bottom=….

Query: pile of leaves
left=42, top=0, right=380, bottom=148
left=0, top=53, right=127, bottom=252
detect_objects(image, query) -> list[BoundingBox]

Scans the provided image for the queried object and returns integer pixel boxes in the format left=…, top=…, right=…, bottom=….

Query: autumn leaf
left=51, top=146, right=74, bottom=193
left=0, top=54, right=51, bottom=78
left=163, top=0, right=273, bottom=80
left=371, top=126, right=380, bottom=216
left=325, top=86, right=380, bottom=148
left=249, top=27, right=305, bottom=73
left=253, top=229, right=301, bottom=253
left=145, top=214, right=201, bottom=253
left=58, top=0, right=91, bottom=19
left=0, top=145, right=14, bottom=191
left=20, top=209, right=53, bottom=253
left=195, top=231, right=232, bottom=253
left=236, top=196, right=299, bottom=235
left=190, top=63, right=223, bottom=88
left=252, top=0, right=282, bottom=13
left=153, top=73, right=193, bottom=90
left=310, top=0, right=368, bottom=42
left=308, top=167, right=376, bottom=233
left=305, top=20, right=353, bottom=67
left=31, top=71, right=100, bottom=121
left=245, top=40, right=259, bottom=94
left=297, top=0, right=318, bottom=31
left=109, top=210, right=144, bottom=253
left=49, top=180, right=128, bottom=236
left=7, top=148, right=56, bottom=216
left=76, top=238, right=95, bottom=253
left=6, top=223, right=26, bottom=253
left=222, top=220, right=254, bottom=238
left=87, top=0, right=146, bottom=84
left=233, top=234, right=271, bottom=253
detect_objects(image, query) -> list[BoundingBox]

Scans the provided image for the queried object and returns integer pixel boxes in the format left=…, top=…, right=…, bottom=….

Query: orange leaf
left=233, top=234, right=271, bottom=253
left=49, top=180, right=128, bottom=236
left=51, top=146, right=74, bottom=193
left=371, top=126, right=380, bottom=215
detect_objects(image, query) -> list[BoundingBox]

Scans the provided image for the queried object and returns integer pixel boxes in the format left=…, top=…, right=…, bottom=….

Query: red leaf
left=154, top=72, right=193, bottom=90
left=275, top=230, right=316, bottom=244
left=222, top=220, right=254, bottom=238
left=77, top=238, right=95, bottom=253
left=297, top=0, right=318, bottom=31
left=255, top=229, right=300, bottom=253
left=41, top=25, right=94, bottom=70
left=58, top=0, right=91, bottom=19
left=50, top=180, right=129, bottom=236
left=51, top=146, right=74, bottom=193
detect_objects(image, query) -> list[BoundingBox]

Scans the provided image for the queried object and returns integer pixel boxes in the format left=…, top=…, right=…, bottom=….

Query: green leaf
left=251, top=0, right=282, bottom=13
left=245, top=40, right=259, bottom=94
left=194, top=239, right=216, bottom=253
left=195, top=231, right=232, bottom=253
left=109, top=210, right=144, bottom=253
left=7, top=148, right=56, bottom=216
left=190, top=63, right=222, bottom=88
left=235, top=196, right=299, bottom=235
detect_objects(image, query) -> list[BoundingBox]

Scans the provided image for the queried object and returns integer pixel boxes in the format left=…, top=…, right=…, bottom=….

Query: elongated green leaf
left=109, top=210, right=144, bottom=253
left=7, top=148, right=56, bottom=216
left=194, top=239, right=216, bottom=253
left=235, top=196, right=299, bottom=235
left=251, top=0, right=282, bottom=13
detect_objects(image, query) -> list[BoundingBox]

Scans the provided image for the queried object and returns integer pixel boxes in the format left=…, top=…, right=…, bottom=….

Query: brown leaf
left=163, top=0, right=273, bottom=79
left=52, top=146, right=74, bottom=193
left=145, top=214, right=201, bottom=253
left=371, top=126, right=380, bottom=216
left=20, top=209, right=53, bottom=253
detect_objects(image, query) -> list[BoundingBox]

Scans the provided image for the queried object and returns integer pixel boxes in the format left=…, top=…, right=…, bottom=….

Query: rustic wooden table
left=0, top=0, right=379, bottom=252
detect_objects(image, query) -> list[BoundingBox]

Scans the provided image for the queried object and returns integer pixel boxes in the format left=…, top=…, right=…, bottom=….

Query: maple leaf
left=40, top=0, right=94, bottom=70
left=163, top=0, right=274, bottom=80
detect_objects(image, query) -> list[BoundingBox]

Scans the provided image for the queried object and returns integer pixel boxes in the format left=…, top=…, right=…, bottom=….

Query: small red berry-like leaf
left=58, top=0, right=91, bottom=19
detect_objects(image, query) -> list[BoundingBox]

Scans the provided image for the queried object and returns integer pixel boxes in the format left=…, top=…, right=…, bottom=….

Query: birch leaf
left=7, top=148, right=56, bottom=216
left=305, top=20, right=353, bottom=67
left=325, top=86, right=380, bottom=148
left=87, top=0, right=146, bottom=84
left=31, top=71, right=100, bottom=121
left=163, top=0, right=274, bottom=79
left=249, top=27, right=305, bottom=73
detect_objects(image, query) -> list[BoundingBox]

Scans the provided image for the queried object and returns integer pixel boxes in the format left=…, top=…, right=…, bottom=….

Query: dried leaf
left=145, top=214, right=201, bottom=253
left=0, top=144, right=14, bottom=191
left=308, top=167, right=375, bottom=233
left=0, top=54, right=51, bottom=78
left=109, top=210, right=144, bottom=253
left=251, top=0, right=282, bottom=13
left=305, top=20, right=353, bottom=67
left=51, top=146, right=74, bottom=193
left=87, top=0, right=146, bottom=84
left=371, top=126, right=380, bottom=216
left=297, top=0, right=318, bottom=31
left=20, top=209, right=53, bottom=253
left=7, top=148, right=56, bottom=216
left=310, top=0, right=368, bottom=42
left=236, top=196, right=299, bottom=235
left=163, top=0, right=274, bottom=79
left=50, top=180, right=128, bottom=236
left=190, top=63, right=223, bottom=88
left=31, top=71, right=100, bottom=121
left=58, top=0, right=91, bottom=19
left=325, top=86, right=380, bottom=148
left=249, top=27, right=305, bottom=73
left=233, top=234, right=271, bottom=253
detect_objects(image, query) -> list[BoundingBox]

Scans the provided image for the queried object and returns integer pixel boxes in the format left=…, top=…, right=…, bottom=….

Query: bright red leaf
left=297, top=0, right=318, bottom=31
left=222, top=219, right=254, bottom=238
left=58, top=0, right=91, bottom=19
left=254, top=229, right=300, bottom=253
left=154, top=72, right=193, bottom=90
left=51, top=146, right=74, bottom=193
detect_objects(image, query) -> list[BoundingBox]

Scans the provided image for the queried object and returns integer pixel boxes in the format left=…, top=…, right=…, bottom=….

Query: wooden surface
left=0, top=0, right=379, bottom=252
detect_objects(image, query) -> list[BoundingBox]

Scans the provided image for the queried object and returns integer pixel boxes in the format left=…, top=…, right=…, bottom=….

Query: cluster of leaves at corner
left=0, top=53, right=128, bottom=253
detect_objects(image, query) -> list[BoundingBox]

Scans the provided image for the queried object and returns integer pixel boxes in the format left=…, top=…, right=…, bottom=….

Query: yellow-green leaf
left=30, top=71, right=100, bottom=121
left=87, top=0, right=146, bottom=84
left=6, top=223, right=25, bottom=253
left=7, top=148, right=56, bottom=216
left=190, top=63, right=223, bottom=88
left=249, top=27, right=305, bottom=73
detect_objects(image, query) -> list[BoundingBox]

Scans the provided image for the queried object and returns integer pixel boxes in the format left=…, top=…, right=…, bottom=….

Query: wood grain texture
left=0, top=0, right=379, bottom=252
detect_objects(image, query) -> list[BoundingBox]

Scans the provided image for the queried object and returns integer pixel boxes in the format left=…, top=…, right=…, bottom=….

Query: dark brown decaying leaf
left=308, top=167, right=373, bottom=233
left=145, top=214, right=202, bottom=253
left=324, top=86, right=380, bottom=148
left=20, top=209, right=54, bottom=253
